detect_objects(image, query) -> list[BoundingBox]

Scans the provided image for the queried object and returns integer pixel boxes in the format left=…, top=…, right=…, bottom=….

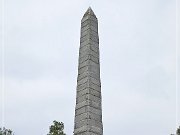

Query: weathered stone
left=77, top=88, right=101, bottom=98
left=74, top=118, right=103, bottom=129
left=74, top=7, right=103, bottom=135
left=77, top=81, right=101, bottom=92
left=81, top=29, right=98, bottom=38
left=75, top=100, right=101, bottom=110
left=76, top=94, right=101, bottom=104
left=79, top=49, right=99, bottom=60
left=77, top=71, right=99, bottom=81
left=74, top=125, right=103, bottom=135
left=78, top=60, right=99, bottom=69
left=81, top=25, right=98, bottom=34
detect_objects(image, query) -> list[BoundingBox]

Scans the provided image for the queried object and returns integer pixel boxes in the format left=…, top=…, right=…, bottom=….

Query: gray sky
left=0, top=0, right=179, bottom=135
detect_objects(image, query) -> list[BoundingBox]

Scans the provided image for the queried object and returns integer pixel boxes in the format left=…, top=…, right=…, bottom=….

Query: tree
left=47, top=120, right=66, bottom=135
left=171, top=126, right=180, bottom=135
left=0, top=127, right=13, bottom=135
left=177, top=126, right=180, bottom=135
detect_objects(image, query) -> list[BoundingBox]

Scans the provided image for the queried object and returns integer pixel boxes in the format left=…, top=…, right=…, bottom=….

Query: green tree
left=177, top=126, right=180, bottom=135
left=0, top=127, right=13, bottom=135
left=47, top=120, right=66, bottom=135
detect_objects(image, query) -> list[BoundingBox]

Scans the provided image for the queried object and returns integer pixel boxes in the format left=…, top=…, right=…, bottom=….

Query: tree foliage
left=177, top=126, right=180, bottom=135
left=47, top=120, right=66, bottom=135
left=0, top=127, right=13, bottom=135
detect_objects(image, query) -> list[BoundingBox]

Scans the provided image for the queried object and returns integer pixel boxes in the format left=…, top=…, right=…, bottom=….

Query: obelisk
left=73, top=7, right=103, bottom=135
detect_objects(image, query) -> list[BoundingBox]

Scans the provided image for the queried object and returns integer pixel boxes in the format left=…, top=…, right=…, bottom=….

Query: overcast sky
left=0, top=0, right=180, bottom=135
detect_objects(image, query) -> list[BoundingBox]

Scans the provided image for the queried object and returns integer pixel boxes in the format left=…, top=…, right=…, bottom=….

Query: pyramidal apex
left=83, top=7, right=97, bottom=18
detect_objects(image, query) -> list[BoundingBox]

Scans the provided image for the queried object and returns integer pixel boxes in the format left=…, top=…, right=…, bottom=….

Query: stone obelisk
left=74, top=7, right=103, bottom=135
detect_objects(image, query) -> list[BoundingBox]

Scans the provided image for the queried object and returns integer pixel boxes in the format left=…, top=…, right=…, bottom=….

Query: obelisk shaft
left=74, top=7, right=103, bottom=135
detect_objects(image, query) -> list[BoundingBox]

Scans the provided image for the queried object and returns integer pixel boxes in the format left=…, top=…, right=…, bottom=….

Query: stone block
left=80, top=39, right=91, bottom=48
left=81, top=25, right=98, bottom=33
left=77, top=86, right=101, bottom=96
left=80, top=45, right=98, bottom=56
left=81, top=29, right=98, bottom=38
left=77, top=82, right=88, bottom=92
left=76, top=93, right=101, bottom=104
left=78, top=59, right=99, bottom=69
left=75, top=119, right=102, bottom=129
left=74, top=126, right=103, bottom=135
left=78, top=66, right=89, bottom=75
left=89, top=82, right=101, bottom=92
left=89, top=65, right=100, bottom=75
left=77, top=71, right=99, bottom=82
left=81, top=15, right=89, bottom=22
left=81, top=34, right=90, bottom=43
left=90, top=34, right=99, bottom=43
left=79, top=49, right=99, bottom=60
left=90, top=77, right=101, bottom=86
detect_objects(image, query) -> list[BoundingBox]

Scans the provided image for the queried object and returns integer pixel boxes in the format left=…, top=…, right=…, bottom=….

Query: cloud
left=0, top=0, right=177, bottom=135
left=3, top=77, right=76, bottom=135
